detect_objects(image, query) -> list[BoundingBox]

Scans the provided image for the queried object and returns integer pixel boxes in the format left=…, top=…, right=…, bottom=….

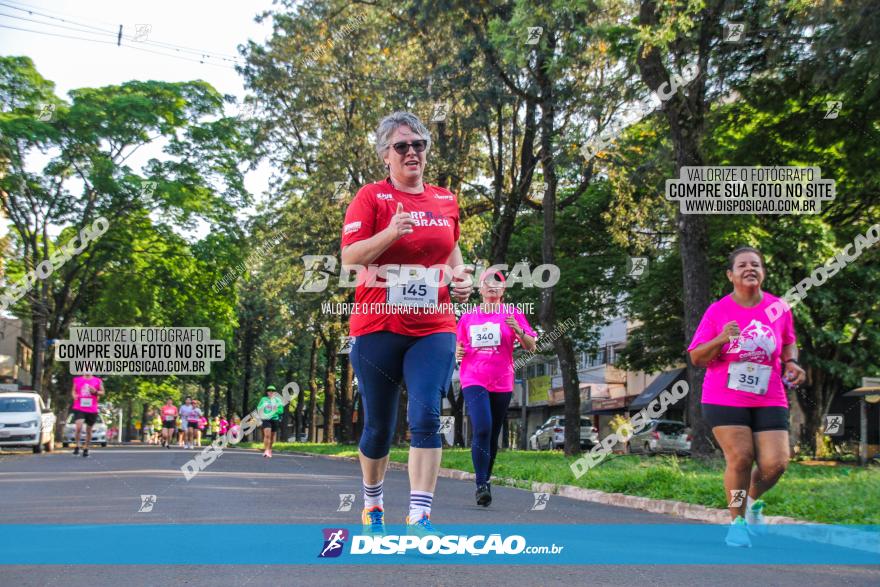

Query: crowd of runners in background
left=142, top=399, right=242, bottom=449
left=70, top=385, right=273, bottom=453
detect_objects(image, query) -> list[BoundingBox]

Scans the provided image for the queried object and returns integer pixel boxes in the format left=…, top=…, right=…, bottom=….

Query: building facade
left=0, top=317, right=33, bottom=389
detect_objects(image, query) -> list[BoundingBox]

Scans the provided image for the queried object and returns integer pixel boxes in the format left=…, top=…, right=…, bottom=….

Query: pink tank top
left=73, top=376, right=102, bottom=413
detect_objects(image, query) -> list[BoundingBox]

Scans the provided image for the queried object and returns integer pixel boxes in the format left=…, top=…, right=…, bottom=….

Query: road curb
left=278, top=449, right=877, bottom=554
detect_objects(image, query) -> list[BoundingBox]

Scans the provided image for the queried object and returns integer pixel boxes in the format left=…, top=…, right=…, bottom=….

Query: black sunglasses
left=391, top=140, right=427, bottom=155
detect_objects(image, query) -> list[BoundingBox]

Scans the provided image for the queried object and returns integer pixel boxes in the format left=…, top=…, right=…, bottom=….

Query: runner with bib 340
left=341, top=111, right=473, bottom=538
left=456, top=270, right=536, bottom=507
left=688, top=247, right=806, bottom=548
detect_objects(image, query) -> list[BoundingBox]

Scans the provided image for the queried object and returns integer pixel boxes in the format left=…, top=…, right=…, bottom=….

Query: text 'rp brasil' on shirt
left=341, top=179, right=460, bottom=338
left=687, top=292, right=796, bottom=408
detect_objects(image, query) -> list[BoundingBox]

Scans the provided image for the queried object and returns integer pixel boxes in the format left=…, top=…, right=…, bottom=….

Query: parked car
left=631, top=420, right=691, bottom=455
left=62, top=412, right=108, bottom=447
left=286, top=432, right=309, bottom=442
left=530, top=416, right=598, bottom=450
left=0, top=391, right=56, bottom=453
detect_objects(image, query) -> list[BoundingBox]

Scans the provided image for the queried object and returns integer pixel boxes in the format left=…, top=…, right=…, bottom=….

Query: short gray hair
left=374, top=111, right=431, bottom=161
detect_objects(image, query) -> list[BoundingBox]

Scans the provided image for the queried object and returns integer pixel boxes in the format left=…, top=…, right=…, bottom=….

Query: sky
left=0, top=0, right=278, bottom=238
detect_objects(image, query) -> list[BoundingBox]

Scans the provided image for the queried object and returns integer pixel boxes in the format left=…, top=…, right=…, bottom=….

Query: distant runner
left=70, top=373, right=104, bottom=457
left=195, top=401, right=206, bottom=447
left=160, top=399, right=177, bottom=449
left=179, top=397, right=197, bottom=449
left=151, top=412, right=162, bottom=444
left=257, top=385, right=284, bottom=458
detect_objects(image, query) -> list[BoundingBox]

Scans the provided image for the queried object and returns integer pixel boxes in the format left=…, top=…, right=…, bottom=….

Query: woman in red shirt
left=342, top=111, right=473, bottom=536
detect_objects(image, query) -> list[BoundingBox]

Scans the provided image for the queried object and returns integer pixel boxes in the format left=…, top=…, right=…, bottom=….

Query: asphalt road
left=0, top=445, right=877, bottom=586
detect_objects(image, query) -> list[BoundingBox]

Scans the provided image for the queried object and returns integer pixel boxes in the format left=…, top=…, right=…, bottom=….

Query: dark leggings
left=351, top=331, right=456, bottom=459
left=462, top=386, right=512, bottom=485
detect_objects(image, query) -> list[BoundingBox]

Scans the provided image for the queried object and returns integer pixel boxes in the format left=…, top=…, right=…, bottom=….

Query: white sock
left=363, top=480, right=383, bottom=509
left=747, top=496, right=756, bottom=511
left=408, top=490, right=433, bottom=522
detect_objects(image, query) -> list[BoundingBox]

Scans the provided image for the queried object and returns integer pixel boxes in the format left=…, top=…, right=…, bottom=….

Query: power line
left=0, top=10, right=120, bottom=39
left=1, top=0, right=118, bottom=27
left=0, top=0, right=115, bottom=34
left=0, top=24, right=237, bottom=70
left=0, top=0, right=246, bottom=64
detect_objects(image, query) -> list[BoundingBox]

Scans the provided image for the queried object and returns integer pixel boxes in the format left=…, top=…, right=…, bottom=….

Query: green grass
left=237, top=442, right=880, bottom=525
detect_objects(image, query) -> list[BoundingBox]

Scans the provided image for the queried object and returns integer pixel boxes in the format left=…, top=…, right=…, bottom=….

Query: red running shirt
left=341, top=179, right=460, bottom=337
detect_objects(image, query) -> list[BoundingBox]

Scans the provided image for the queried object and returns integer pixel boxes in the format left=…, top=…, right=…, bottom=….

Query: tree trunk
left=264, top=354, right=276, bottom=391
left=636, top=0, right=722, bottom=456
left=534, top=29, right=581, bottom=456
left=339, top=353, right=353, bottom=443
left=30, top=300, right=47, bottom=399
left=212, top=382, right=221, bottom=417
left=140, top=403, right=148, bottom=443
left=308, top=337, right=318, bottom=442
left=797, top=367, right=828, bottom=455
left=294, top=373, right=305, bottom=440
left=126, top=397, right=134, bottom=442
left=226, top=380, right=234, bottom=421
left=490, top=99, right=538, bottom=264
left=241, top=323, right=256, bottom=417
left=281, top=367, right=293, bottom=441
left=323, top=343, right=337, bottom=444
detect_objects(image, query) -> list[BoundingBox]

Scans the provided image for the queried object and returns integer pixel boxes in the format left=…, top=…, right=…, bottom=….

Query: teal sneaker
left=725, top=515, right=752, bottom=548
left=361, top=506, right=386, bottom=536
left=745, top=499, right=767, bottom=535
left=405, top=513, right=443, bottom=537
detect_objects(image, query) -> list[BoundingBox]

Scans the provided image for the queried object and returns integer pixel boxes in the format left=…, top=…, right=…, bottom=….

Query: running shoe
left=82, top=449, right=89, bottom=458
left=267, top=448, right=272, bottom=458
left=475, top=483, right=492, bottom=507
left=405, top=513, right=443, bottom=537
left=724, top=516, right=752, bottom=548
left=73, top=447, right=79, bottom=456
left=745, top=499, right=767, bottom=535
left=362, top=506, right=386, bottom=536
left=263, top=449, right=269, bottom=458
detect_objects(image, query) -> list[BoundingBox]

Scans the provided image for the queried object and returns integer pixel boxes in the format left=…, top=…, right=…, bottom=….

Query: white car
left=0, top=391, right=57, bottom=453
left=62, top=413, right=108, bottom=447
left=529, top=416, right=598, bottom=450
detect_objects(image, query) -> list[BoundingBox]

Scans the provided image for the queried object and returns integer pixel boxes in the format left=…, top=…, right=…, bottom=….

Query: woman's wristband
left=782, top=358, right=800, bottom=366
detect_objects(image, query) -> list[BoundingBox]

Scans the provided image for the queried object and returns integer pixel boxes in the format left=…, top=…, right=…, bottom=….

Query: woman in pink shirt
left=688, top=247, right=806, bottom=547
left=456, top=270, right=536, bottom=507
left=70, top=373, right=104, bottom=457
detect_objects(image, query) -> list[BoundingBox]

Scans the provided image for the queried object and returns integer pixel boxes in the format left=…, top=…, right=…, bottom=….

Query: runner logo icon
left=138, top=494, right=157, bottom=513
left=531, top=493, right=550, bottom=511
left=319, top=528, right=349, bottom=558
left=337, top=494, right=355, bottom=512
left=728, top=489, right=746, bottom=508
